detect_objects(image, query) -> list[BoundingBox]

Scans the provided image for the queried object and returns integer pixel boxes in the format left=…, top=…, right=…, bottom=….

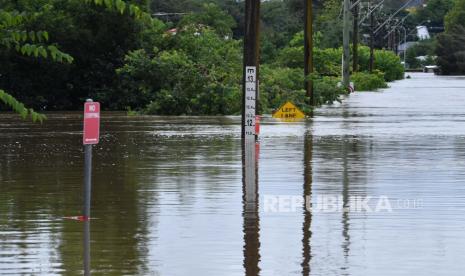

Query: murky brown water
left=1, top=73, right=465, bottom=275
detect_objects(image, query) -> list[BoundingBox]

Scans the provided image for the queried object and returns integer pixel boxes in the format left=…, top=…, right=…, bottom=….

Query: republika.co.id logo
left=263, top=195, right=423, bottom=213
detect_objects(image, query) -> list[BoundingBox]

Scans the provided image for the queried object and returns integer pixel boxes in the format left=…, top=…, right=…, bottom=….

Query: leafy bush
left=275, top=46, right=304, bottom=68
left=358, top=46, right=405, bottom=81
left=260, top=65, right=346, bottom=113
left=314, top=47, right=342, bottom=76
left=117, top=27, right=242, bottom=115
left=373, top=50, right=405, bottom=81
left=260, top=67, right=346, bottom=113
left=276, top=45, right=342, bottom=76
left=313, top=75, right=346, bottom=105
left=352, top=71, right=388, bottom=91
left=276, top=33, right=404, bottom=81
left=260, top=66, right=308, bottom=113
left=178, top=3, right=236, bottom=37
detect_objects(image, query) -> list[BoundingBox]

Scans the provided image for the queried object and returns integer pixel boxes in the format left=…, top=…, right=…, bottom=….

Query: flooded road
left=1, top=73, right=465, bottom=275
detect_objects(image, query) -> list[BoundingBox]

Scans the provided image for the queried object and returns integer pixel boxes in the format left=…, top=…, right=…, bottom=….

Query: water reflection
left=301, top=131, right=313, bottom=276
left=83, top=220, right=90, bottom=276
left=341, top=138, right=351, bottom=272
left=242, top=137, right=260, bottom=275
left=2, top=73, right=465, bottom=275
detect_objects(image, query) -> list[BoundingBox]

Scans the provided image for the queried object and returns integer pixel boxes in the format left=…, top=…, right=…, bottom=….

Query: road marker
left=272, top=102, right=306, bottom=121
left=83, top=101, right=100, bottom=145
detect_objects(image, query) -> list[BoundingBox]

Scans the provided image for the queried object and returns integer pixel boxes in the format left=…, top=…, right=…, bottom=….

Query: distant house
left=416, top=26, right=430, bottom=40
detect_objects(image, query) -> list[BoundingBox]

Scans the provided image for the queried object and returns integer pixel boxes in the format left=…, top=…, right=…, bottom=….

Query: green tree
left=436, top=25, right=465, bottom=74
left=179, top=3, right=236, bottom=37
left=413, top=0, right=454, bottom=28
left=117, top=27, right=242, bottom=115
left=436, top=0, right=465, bottom=74
left=0, top=8, right=72, bottom=121
left=444, top=0, right=465, bottom=31
left=0, top=0, right=158, bottom=114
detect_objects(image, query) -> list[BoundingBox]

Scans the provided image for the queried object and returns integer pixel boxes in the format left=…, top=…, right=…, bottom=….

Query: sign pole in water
left=82, top=99, right=100, bottom=221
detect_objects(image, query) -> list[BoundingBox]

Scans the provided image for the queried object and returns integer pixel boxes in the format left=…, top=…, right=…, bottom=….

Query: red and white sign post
left=82, top=99, right=100, bottom=221
left=83, top=101, right=100, bottom=145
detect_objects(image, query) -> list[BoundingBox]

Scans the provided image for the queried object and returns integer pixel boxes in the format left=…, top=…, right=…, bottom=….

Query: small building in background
left=416, top=26, right=430, bottom=40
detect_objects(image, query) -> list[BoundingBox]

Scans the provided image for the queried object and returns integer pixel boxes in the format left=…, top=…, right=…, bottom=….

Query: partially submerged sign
left=272, top=102, right=305, bottom=121
left=244, top=66, right=257, bottom=136
left=83, top=101, right=100, bottom=145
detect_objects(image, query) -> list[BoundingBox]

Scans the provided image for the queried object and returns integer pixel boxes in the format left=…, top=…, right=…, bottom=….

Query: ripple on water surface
left=1, top=73, right=465, bottom=275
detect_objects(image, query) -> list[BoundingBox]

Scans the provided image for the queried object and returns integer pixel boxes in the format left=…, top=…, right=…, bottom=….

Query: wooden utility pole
left=242, top=0, right=260, bottom=138
left=342, top=0, right=351, bottom=88
left=387, top=30, right=391, bottom=50
left=369, top=12, right=375, bottom=73
left=352, top=1, right=359, bottom=72
left=304, top=0, right=314, bottom=107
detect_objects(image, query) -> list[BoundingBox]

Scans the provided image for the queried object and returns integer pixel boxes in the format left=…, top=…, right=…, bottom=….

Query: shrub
left=260, top=66, right=346, bottom=113
left=373, top=50, right=405, bottom=81
left=352, top=71, right=388, bottom=91
left=260, top=66, right=308, bottom=113
left=314, top=47, right=342, bottom=76
left=313, top=75, right=346, bottom=105
left=117, top=28, right=242, bottom=115
left=276, top=39, right=404, bottom=82
left=358, top=46, right=405, bottom=81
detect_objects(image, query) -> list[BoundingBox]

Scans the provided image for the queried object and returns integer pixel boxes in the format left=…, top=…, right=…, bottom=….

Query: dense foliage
left=352, top=71, right=388, bottom=91
left=1, top=0, right=412, bottom=118
left=436, top=0, right=465, bottom=74
left=0, top=8, right=73, bottom=121
left=411, top=0, right=454, bottom=30
left=275, top=33, right=403, bottom=82
left=118, top=27, right=242, bottom=115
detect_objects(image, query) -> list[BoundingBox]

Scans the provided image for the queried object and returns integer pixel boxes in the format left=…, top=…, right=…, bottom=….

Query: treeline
left=1, top=0, right=405, bottom=116
left=397, top=0, right=465, bottom=74
left=436, top=0, right=465, bottom=75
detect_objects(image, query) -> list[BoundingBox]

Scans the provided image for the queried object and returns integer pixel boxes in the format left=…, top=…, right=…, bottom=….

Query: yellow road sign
left=272, top=102, right=306, bottom=121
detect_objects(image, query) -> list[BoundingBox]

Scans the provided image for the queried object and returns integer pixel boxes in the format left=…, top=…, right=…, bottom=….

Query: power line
left=374, top=0, right=417, bottom=34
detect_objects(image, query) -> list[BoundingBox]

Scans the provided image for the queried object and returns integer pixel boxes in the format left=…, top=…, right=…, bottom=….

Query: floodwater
left=1, top=73, right=465, bottom=275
